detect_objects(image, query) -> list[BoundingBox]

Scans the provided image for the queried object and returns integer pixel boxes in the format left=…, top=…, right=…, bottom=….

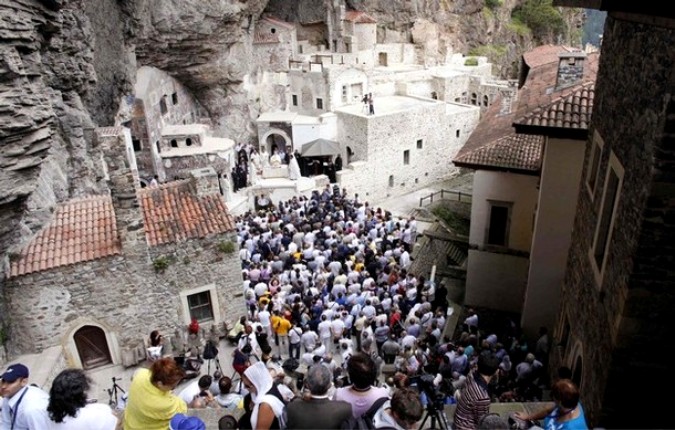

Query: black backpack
left=340, top=396, right=392, bottom=430
left=203, top=340, right=219, bottom=360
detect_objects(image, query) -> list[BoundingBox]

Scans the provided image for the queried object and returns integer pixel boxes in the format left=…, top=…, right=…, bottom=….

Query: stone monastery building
left=4, top=128, right=243, bottom=372
left=125, top=10, right=514, bottom=206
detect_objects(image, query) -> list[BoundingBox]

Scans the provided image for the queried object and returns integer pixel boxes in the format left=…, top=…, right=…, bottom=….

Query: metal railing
left=419, top=189, right=472, bottom=207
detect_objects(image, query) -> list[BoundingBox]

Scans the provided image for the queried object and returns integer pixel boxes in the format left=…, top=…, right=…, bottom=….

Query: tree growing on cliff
left=512, top=0, right=565, bottom=43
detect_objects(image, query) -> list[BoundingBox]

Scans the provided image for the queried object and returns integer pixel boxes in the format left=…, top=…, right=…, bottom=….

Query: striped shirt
left=452, top=371, right=491, bottom=430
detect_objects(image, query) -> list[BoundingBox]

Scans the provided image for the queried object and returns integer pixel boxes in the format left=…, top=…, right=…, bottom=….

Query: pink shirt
left=334, top=385, right=390, bottom=418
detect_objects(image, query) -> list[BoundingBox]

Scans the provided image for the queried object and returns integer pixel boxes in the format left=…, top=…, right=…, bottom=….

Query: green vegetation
left=153, top=255, right=172, bottom=273
left=468, top=44, right=508, bottom=64
left=432, top=206, right=470, bottom=236
left=506, top=18, right=531, bottom=37
left=485, top=0, right=502, bottom=10
left=464, top=57, right=479, bottom=66
left=482, top=7, right=494, bottom=21
left=0, top=324, right=10, bottom=358
left=512, top=0, right=564, bottom=42
left=0, top=325, right=8, bottom=345
left=217, top=240, right=236, bottom=254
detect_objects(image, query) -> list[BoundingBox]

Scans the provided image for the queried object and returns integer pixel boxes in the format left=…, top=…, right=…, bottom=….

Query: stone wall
left=131, top=67, right=210, bottom=182
left=163, top=154, right=230, bottom=182
left=252, top=21, right=297, bottom=73
left=336, top=100, right=478, bottom=202
left=556, top=15, right=675, bottom=429
left=4, top=234, right=244, bottom=357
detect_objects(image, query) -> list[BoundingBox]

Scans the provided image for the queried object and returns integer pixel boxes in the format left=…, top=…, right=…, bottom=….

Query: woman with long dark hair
left=47, top=368, right=118, bottom=429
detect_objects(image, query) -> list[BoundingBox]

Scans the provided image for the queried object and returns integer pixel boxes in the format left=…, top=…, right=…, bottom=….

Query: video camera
left=412, top=373, right=446, bottom=411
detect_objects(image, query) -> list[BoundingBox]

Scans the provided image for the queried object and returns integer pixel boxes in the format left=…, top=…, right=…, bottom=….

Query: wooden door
left=74, top=326, right=112, bottom=369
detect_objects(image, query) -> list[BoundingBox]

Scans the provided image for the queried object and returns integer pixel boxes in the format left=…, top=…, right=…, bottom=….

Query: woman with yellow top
left=123, top=357, right=187, bottom=430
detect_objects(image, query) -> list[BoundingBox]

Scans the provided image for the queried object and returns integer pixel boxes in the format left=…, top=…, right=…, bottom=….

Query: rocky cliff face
left=0, top=0, right=265, bottom=271
left=0, top=0, right=580, bottom=279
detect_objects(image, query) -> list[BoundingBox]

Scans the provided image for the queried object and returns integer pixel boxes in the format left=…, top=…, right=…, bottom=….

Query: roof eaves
left=514, top=124, right=589, bottom=140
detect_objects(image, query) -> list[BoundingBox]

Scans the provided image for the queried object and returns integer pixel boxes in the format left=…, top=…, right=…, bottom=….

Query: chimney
left=190, top=166, right=220, bottom=197
left=556, top=52, right=586, bottom=90
left=95, top=127, right=146, bottom=253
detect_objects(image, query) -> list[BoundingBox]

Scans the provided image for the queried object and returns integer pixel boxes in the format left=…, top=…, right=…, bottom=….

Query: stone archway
left=74, top=325, right=112, bottom=370
left=65, top=319, right=121, bottom=369
left=261, top=129, right=292, bottom=155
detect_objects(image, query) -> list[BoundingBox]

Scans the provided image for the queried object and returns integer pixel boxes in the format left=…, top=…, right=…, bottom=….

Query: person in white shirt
left=317, top=315, right=333, bottom=352
left=47, top=368, right=118, bottom=430
left=178, top=375, right=214, bottom=407
left=0, top=363, right=51, bottom=430
left=301, top=326, right=319, bottom=353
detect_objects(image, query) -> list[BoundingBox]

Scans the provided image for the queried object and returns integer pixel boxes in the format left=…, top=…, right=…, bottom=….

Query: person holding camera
left=452, top=350, right=500, bottom=430
left=179, top=375, right=217, bottom=408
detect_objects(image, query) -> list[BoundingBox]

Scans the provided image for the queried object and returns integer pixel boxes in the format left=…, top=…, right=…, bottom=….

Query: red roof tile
left=522, top=44, right=580, bottom=68
left=454, top=46, right=599, bottom=172
left=515, top=82, right=594, bottom=130
left=261, top=15, right=295, bottom=30
left=138, top=180, right=235, bottom=247
left=454, top=134, right=544, bottom=172
left=9, top=196, right=121, bottom=278
left=344, top=11, right=377, bottom=23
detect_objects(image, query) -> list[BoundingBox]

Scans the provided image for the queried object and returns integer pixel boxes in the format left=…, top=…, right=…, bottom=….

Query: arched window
left=388, top=175, right=394, bottom=187
left=186, top=138, right=193, bottom=146
left=483, top=95, right=489, bottom=106
left=170, top=139, right=178, bottom=148
left=470, top=93, right=478, bottom=105
left=156, top=140, right=161, bottom=154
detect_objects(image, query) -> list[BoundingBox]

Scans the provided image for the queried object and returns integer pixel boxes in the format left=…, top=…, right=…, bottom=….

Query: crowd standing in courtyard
left=0, top=185, right=586, bottom=429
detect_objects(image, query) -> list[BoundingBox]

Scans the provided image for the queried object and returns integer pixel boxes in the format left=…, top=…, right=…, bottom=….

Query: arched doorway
left=74, top=325, right=112, bottom=370
left=346, top=146, right=354, bottom=164
left=266, top=133, right=289, bottom=156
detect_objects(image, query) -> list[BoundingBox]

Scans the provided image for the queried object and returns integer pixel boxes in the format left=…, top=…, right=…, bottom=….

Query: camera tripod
left=106, top=376, right=126, bottom=410
left=418, top=401, right=450, bottom=430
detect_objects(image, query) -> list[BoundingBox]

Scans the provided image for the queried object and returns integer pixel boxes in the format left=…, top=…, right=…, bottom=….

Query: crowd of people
left=0, top=186, right=589, bottom=429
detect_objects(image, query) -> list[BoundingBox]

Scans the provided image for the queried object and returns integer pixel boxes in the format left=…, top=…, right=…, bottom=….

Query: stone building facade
left=336, top=96, right=479, bottom=201
left=126, top=66, right=211, bottom=184
left=546, top=4, right=675, bottom=427
left=3, top=128, right=244, bottom=370
left=253, top=16, right=298, bottom=72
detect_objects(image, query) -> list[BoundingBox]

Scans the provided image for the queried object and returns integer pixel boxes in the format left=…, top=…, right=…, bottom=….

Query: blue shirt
left=543, top=404, right=588, bottom=430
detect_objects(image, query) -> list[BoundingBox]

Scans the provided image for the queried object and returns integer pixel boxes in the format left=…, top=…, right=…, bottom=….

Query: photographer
left=179, top=375, right=218, bottom=408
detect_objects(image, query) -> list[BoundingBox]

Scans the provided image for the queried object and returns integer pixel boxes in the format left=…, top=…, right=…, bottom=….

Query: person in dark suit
left=284, top=364, right=352, bottom=429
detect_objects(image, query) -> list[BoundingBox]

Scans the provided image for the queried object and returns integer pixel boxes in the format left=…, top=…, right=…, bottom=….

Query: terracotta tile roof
left=522, top=44, right=580, bottom=68
left=139, top=180, right=235, bottom=247
left=454, top=134, right=544, bottom=172
left=261, top=15, right=296, bottom=30
left=9, top=196, right=121, bottom=278
left=454, top=46, right=599, bottom=172
left=344, top=11, right=377, bottom=23
left=96, top=126, right=126, bottom=137
left=515, top=82, right=594, bottom=130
